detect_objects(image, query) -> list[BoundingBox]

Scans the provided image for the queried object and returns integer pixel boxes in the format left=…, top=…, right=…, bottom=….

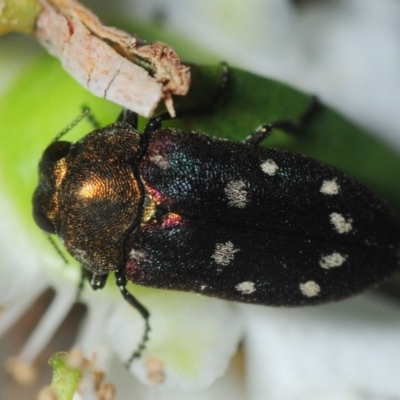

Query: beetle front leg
left=243, top=95, right=320, bottom=146
left=76, top=268, right=108, bottom=302
left=115, top=271, right=151, bottom=367
left=118, top=109, right=139, bottom=129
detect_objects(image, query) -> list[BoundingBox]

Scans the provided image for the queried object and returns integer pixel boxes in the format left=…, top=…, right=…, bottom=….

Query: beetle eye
left=42, top=141, right=71, bottom=162
left=32, top=208, right=56, bottom=234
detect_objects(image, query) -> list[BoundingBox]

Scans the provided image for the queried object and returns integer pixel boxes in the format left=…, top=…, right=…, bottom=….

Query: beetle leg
left=210, top=61, right=230, bottom=106
left=75, top=268, right=107, bottom=301
left=115, top=271, right=151, bottom=367
left=117, top=109, right=139, bottom=129
left=243, top=95, right=320, bottom=146
left=144, top=115, right=164, bottom=135
left=76, top=268, right=150, bottom=365
left=89, top=271, right=108, bottom=289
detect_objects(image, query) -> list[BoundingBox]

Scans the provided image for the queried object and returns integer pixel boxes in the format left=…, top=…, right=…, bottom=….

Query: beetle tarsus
left=211, top=61, right=230, bottom=106
left=115, top=271, right=151, bottom=366
left=124, top=317, right=151, bottom=368
left=243, top=95, right=321, bottom=146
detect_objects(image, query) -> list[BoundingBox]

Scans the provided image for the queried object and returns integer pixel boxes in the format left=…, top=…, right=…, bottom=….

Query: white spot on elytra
left=330, top=213, right=353, bottom=234
left=320, top=179, right=340, bottom=195
left=261, top=159, right=278, bottom=175
left=236, top=281, right=256, bottom=294
left=224, top=180, right=248, bottom=208
left=150, top=154, right=170, bottom=169
left=211, top=241, right=240, bottom=266
left=299, top=281, right=321, bottom=297
left=200, top=285, right=207, bottom=290
left=320, top=252, right=348, bottom=269
left=129, top=249, right=147, bottom=262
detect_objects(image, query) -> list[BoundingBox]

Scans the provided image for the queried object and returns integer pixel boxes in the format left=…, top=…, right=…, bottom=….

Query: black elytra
left=32, top=81, right=400, bottom=367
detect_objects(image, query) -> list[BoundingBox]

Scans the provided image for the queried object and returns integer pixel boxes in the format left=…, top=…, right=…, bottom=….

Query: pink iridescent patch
left=146, top=185, right=164, bottom=204
left=163, top=213, right=182, bottom=228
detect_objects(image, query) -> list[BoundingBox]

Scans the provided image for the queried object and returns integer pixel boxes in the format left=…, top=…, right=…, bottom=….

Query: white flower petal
left=241, top=294, right=400, bottom=400
left=74, top=298, right=116, bottom=369
left=98, top=349, right=245, bottom=400
left=106, top=288, right=244, bottom=392
left=0, top=193, right=45, bottom=306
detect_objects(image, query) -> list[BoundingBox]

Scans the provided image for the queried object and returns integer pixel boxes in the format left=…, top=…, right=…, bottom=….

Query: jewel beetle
left=32, top=99, right=400, bottom=365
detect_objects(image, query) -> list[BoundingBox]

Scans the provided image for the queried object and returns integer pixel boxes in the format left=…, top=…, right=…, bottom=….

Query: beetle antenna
left=53, top=106, right=101, bottom=142
left=47, top=235, right=69, bottom=264
left=47, top=235, right=88, bottom=303
left=115, top=271, right=151, bottom=367
left=83, top=105, right=102, bottom=130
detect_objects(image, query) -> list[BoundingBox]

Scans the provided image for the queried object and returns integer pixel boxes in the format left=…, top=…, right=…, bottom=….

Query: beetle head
left=32, top=125, right=142, bottom=274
